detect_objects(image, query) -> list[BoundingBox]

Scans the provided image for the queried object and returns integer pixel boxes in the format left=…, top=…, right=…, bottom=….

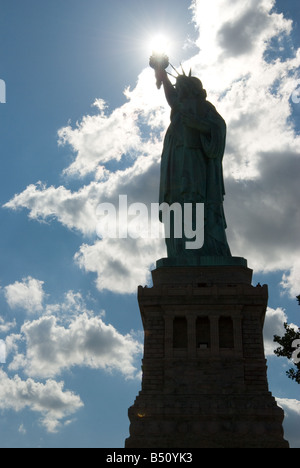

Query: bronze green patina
left=151, top=55, right=245, bottom=267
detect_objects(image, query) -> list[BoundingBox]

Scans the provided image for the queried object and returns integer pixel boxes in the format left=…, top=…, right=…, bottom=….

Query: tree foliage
left=273, top=297, right=300, bottom=384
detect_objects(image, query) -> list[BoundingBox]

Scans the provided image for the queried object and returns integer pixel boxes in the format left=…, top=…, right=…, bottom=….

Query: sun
left=148, top=34, right=172, bottom=57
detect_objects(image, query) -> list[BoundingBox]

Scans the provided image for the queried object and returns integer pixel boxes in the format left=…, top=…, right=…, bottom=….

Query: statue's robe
left=159, top=90, right=231, bottom=258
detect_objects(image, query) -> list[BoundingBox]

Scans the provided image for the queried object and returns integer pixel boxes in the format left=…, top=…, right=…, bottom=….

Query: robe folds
left=159, top=93, right=231, bottom=258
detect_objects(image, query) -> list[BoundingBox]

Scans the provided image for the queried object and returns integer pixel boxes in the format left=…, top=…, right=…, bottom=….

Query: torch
left=149, top=53, right=170, bottom=89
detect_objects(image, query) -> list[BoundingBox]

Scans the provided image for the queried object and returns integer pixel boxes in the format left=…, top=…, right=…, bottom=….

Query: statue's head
left=175, top=74, right=207, bottom=101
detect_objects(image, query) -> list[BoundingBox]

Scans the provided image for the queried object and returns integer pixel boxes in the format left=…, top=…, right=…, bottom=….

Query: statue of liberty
left=150, top=55, right=232, bottom=263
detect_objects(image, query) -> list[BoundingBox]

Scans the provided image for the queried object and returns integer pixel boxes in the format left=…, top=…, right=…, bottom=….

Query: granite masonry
left=125, top=262, right=289, bottom=448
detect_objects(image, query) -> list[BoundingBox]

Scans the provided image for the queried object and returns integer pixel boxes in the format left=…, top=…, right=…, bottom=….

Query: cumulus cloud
left=2, top=285, right=142, bottom=431
left=4, top=141, right=162, bottom=238
left=0, top=317, right=16, bottom=333
left=0, top=340, right=6, bottom=363
left=215, top=0, right=291, bottom=59
left=280, top=258, right=300, bottom=298
left=57, top=72, right=168, bottom=179
left=58, top=98, right=141, bottom=178
left=276, top=398, right=300, bottom=448
left=263, top=307, right=287, bottom=356
left=4, top=277, right=45, bottom=314
left=13, top=312, right=142, bottom=379
left=217, top=8, right=272, bottom=57
left=7, top=289, right=142, bottom=379
left=75, top=237, right=164, bottom=294
left=0, top=369, right=83, bottom=433
left=4, top=182, right=99, bottom=236
left=225, top=150, right=300, bottom=274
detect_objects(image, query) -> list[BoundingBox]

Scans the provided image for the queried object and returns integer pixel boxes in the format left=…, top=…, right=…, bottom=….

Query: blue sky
left=0, top=0, right=300, bottom=448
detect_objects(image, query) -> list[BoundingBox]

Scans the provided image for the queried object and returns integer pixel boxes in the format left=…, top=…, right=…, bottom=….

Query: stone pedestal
left=125, top=261, right=289, bottom=448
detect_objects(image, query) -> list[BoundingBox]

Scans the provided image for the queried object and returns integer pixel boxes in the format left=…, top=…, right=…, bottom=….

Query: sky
left=0, top=0, right=299, bottom=448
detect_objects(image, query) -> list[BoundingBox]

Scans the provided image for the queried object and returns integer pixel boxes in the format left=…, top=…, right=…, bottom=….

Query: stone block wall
left=125, top=266, right=289, bottom=448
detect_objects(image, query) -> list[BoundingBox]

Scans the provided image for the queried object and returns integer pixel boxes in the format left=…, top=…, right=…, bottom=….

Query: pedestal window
left=219, top=316, right=234, bottom=349
left=196, top=317, right=211, bottom=349
left=173, top=317, right=188, bottom=348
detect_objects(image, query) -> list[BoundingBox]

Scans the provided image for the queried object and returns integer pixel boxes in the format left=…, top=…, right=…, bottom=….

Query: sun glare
left=148, top=34, right=172, bottom=56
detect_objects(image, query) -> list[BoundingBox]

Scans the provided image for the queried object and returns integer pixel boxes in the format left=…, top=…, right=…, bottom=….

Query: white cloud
left=1, top=285, right=143, bottom=432
left=280, top=258, right=300, bottom=299
left=0, top=317, right=16, bottom=333
left=0, top=369, right=83, bottom=433
left=3, top=285, right=143, bottom=380
left=276, top=398, right=300, bottom=448
left=224, top=150, right=300, bottom=291
left=4, top=277, right=45, bottom=314
left=4, top=143, right=162, bottom=237
left=4, top=182, right=99, bottom=236
left=0, top=340, right=6, bottom=363
left=18, top=424, right=27, bottom=435
left=11, top=311, right=142, bottom=380
left=75, top=237, right=164, bottom=294
left=58, top=73, right=168, bottom=179
left=263, top=307, right=287, bottom=356
left=190, top=0, right=294, bottom=79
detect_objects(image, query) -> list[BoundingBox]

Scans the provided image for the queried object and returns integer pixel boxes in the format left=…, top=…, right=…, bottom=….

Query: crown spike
left=166, top=72, right=177, bottom=79
left=169, top=62, right=180, bottom=76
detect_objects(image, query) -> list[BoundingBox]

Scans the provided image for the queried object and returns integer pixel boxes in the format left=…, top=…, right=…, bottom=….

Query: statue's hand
left=155, top=68, right=167, bottom=82
left=154, top=68, right=168, bottom=90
